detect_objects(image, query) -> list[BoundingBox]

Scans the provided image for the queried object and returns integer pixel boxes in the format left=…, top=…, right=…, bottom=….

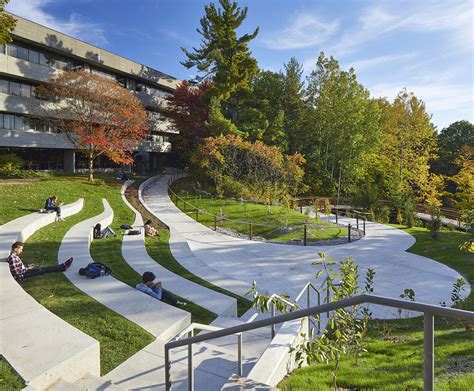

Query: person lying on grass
left=7, top=241, right=73, bottom=280
left=144, top=220, right=159, bottom=237
left=135, top=271, right=185, bottom=307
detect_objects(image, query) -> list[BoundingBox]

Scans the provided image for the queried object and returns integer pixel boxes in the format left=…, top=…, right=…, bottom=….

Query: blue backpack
left=78, top=262, right=112, bottom=279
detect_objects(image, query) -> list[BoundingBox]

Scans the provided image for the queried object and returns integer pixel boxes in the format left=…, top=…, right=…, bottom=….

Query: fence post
left=299, top=203, right=303, bottom=213
left=303, top=224, right=307, bottom=246
left=196, top=208, right=199, bottom=222
left=424, top=313, right=434, bottom=391
left=356, top=217, right=359, bottom=230
left=249, top=222, right=253, bottom=240
left=363, top=218, right=366, bottom=235
left=271, top=302, right=276, bottom=339
left=214, top=215, right=217, bottom=231
left=335, top=209, right=338, bottom=224
left=348, top=223, right=352, bottom=243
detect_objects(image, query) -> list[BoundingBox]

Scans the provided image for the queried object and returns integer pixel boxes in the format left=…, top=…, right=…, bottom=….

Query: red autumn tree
left=163, top=80, right=212, bottom=161
left=35, top=70, right=149, bottom=181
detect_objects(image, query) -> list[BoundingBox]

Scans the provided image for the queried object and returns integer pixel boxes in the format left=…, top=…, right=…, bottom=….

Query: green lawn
left=125, top=180, right=252, bottom=317
left=0, top=175, right=155, bottom=377
left=0, top=358, right=25, bottom=391
left=170, top=178, right=345, bottom=243
left=279, top=225, right=474, bottom=390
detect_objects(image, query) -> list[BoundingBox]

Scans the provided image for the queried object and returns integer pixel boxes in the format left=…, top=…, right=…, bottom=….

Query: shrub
left=0, top=153, right=24, bottom=172
left=430, top=207, right=442, bottom=239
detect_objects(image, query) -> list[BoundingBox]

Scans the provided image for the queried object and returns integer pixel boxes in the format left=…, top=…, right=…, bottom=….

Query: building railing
left=164, top=294, right=474, bottom=391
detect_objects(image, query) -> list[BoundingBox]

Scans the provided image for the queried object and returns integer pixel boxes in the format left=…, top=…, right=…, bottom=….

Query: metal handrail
left=164, top=294, right=474, bottom=391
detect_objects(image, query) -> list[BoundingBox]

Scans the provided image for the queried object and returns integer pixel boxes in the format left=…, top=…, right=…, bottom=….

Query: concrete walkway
left=142, top=175, right=471, bottom=319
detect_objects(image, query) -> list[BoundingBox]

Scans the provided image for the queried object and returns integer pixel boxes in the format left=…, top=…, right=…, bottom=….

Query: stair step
left=221, top=374, right=278, bottom=390
left=47, top=373, right=124, bottom=391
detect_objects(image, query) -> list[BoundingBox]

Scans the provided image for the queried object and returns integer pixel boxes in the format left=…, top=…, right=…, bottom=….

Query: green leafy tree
left=283, top=57, right=306, bottom=155
left=432, top=120, right=474, bottom=177
left=305, top=52, right=381, bottom=195
left=181, top=0, right=259, bottom=126
left=0, top=1, right=16, bottom=44
left=371, top=90, right=441, bottom=205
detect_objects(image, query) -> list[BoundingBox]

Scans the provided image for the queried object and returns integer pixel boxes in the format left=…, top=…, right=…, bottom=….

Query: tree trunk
left=88, top=154, right=94, bottom=182
left=333, top=358, right=340, bottom=391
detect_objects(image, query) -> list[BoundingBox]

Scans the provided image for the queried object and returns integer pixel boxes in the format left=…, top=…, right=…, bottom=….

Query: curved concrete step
left=58, top=198, right=190, bottom=341
left=120, top=181, right=237, bottom=316
left=0, top=199, right=100, bottom=391
left=140, top=176, right=252, bottom=298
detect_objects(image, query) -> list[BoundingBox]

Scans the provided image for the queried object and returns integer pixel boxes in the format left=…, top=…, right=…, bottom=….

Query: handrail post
left=214, top=215, right=217, bottom=231
left=335, top=209, right=338, bottom=224
left=424, top=313, right=434, bottom=391
left=188, top=328, right=194, bottom=391
left=184, top=200, right=186, bottom=213
left=165, top=345, right=171, bottom=391
left=237, top=333, right=243, bottom=376
left=356, top=217, right=359, bottom=230
left=317, top=291, right=321, bottom=333
left=306, top=286, right=311, bottom=338
left=303, top=224, right=307, bottom=246
left=271, top=303, right=276, bottom=339
left=348, top=223, right=352, bottom=243
left=249, top=222, right=253, bottom=240
left=196, top=208, right=199, bottom=222
left=363, top=218, right=366, bottom=235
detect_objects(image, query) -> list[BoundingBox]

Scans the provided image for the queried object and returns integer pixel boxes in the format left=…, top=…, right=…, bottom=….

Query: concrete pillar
left=63, top=150, right=75, bottom=173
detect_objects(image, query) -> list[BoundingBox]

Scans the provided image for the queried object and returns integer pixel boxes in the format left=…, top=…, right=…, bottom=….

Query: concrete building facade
left=0, top=14, right=180, bottom=172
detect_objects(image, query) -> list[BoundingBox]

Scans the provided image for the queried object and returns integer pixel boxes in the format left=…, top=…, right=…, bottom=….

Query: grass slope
left=279, top=226, right=474, bottom=390
left=125, top=180, right=252, bottom=317
left=170, top=177, right=345, bottom=243
left=0, top=175, right=154, bottom=376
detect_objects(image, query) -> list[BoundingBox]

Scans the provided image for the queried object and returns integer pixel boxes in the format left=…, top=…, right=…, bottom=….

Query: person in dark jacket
left=45, top=195, right=62, bottom=221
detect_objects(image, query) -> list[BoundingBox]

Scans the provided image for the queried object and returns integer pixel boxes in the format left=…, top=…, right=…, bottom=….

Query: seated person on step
left=44, top=195, right=63, bottom=221
left=7, top=241, right=73, bottom=280
left=136, top=271, right=185, bottom=306
left=144, top=219, right=159, bottom=237
left=101, top=226, right=117, bottom=238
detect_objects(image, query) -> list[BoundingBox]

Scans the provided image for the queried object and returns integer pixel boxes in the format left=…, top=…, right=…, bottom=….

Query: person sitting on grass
left=144, top=219, right=159, bottom=237
left=7, top=241, right=73, bottom=280
left=135, top=271, right=185, bottom=307
left=44, top=195, right=63, bottom=221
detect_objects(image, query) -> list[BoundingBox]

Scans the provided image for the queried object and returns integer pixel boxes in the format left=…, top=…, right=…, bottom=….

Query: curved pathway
left=142, top=174, right=470, bottom=319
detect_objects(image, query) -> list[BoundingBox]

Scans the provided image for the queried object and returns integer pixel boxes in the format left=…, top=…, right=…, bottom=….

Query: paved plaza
left=142, top=174, right=471, bottom=319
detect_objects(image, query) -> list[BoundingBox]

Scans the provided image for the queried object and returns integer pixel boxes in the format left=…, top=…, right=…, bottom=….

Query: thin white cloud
left=259, top=13, right=339, bottom=50
left=370, top=82, right=474, bottom=130
left=6, top=0, right=107, bottom=46
left=330, top=0, right=474, bottom=56
left=347, top=53, right=416, bottom=72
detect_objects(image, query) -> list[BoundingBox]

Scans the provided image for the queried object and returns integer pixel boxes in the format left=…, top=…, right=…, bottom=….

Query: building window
left=28, top=49, right=40, bottom=64
left=14, top=116, right=24, bottom=130
left=0, top=79, right=8, bottom=94
left=3, top=114, right=14, bottom=129
left=17, top=46, right=29, bottom=61
left=7, top=44, right=17, bottom=57
left=0, top=44, right=5, bottom=54
left=9, top=82, right=21, bottom=96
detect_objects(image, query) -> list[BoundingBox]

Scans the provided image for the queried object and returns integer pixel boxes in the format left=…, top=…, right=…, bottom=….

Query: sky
left=6, top=0, right=474, bottom=131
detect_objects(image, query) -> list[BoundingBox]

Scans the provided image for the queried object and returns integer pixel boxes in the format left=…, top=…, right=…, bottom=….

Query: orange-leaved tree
left=192, top=134, right=306, bottom=203
left=35, top=70, right=149, bottom=181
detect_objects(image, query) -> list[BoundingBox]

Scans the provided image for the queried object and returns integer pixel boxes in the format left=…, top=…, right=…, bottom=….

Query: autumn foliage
left=35, top=70, right=149, bottom=181
left=163, top=80, right=212, bottom=160
left=192, top=134, right=306, bottom=202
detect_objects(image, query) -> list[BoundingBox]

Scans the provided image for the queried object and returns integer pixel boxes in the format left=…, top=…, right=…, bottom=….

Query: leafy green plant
left=451, top=278, right=466, bottom=308
left=248, top=252, right=375, bottom=391
left=0, top=153, right=24, bottom=171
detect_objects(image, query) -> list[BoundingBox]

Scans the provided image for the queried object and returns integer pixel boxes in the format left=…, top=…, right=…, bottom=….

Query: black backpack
left=78, top=262, right=112, bottom=279
left=93, top=223, right=102, bottom=239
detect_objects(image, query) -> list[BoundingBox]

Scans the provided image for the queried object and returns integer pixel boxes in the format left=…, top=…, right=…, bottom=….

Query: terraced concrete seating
left=58, top=198, right=190, bottom=341
left=0, top=199, right=101, bottom=391
left=139, top=176, right=252, bottom=298
left=121, top=181, right=237, bottom=317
